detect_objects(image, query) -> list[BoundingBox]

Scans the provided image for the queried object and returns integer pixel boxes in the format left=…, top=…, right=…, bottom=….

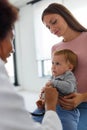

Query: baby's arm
left=51, top=72, right=77, bottom=95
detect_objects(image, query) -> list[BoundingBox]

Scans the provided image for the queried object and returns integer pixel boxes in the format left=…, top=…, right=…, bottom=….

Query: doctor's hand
left=44, top=86, right=58, bottom=111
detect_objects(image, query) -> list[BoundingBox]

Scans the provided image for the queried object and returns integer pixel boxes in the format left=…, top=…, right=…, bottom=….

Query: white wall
left=15, top=2, right=47, bottom=92
left=15, top=0, right=87, bottom=92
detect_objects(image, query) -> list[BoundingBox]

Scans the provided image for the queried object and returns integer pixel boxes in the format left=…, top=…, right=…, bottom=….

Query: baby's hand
left=36, top=99, right=45, bottom=109
left=45, top=81, right=52, bottom=87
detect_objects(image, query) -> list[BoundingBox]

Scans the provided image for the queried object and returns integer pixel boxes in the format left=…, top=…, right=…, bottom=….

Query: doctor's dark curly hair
left=0, top=0, right=19, bottom=40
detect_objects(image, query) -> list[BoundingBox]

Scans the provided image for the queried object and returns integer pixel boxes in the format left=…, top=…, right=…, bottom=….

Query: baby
left=32, top=49, right=80, bottom=130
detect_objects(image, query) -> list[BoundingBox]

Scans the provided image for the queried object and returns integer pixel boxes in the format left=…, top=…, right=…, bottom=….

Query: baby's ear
left=69, top=64, right=74, bottom=71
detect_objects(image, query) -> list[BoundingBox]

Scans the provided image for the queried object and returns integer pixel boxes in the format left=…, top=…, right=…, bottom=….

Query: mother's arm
left=59, top=92, right=87, bottom=110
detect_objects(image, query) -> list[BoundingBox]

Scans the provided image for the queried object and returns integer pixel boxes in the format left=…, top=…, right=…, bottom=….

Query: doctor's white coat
left=0, top=58, right=62, bottom=130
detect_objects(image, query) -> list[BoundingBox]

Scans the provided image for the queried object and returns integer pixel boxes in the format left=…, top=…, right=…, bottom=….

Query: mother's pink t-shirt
left=52, top=32, right=87, bottom=93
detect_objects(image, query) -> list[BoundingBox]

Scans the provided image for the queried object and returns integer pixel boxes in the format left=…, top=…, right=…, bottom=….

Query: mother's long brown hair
left=42, top=3, right=87, bottom=32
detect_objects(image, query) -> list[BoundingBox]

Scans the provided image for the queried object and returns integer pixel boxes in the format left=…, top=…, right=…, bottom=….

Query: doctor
left=0, top=1, right=62, bottom=130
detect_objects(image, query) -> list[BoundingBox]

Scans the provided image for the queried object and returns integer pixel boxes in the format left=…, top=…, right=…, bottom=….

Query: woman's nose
left=50, top=27, right=54, bottom=33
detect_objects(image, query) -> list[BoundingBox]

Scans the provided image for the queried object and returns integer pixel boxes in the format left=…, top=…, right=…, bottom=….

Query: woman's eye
left=52, top=20, right=57, bottom=25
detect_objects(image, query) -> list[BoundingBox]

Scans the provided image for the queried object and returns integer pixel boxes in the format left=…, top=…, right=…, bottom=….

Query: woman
left=41, top=3, right=87, bottom=130
left=0, top=1, right=62, bottom=130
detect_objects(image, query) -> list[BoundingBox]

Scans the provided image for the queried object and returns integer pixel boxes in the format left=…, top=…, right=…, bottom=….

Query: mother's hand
left=59, top=92, right=83, bottom=110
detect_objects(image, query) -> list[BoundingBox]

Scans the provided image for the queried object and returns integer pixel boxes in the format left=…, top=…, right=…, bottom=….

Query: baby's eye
left=52, top=62, right=60, bottom=65
left=56, top=62, right=60, bottom=65
left=52, top=61, right=54, bottom=65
